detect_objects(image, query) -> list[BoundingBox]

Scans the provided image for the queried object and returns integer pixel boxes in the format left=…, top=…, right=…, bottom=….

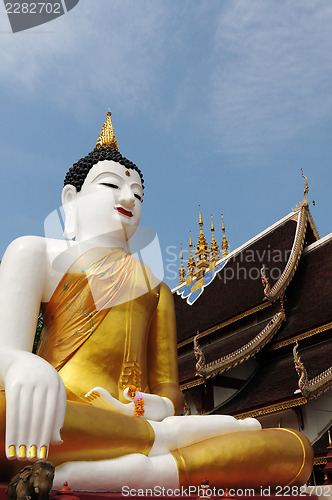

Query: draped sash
left=37, top=248, right=134, bottom=371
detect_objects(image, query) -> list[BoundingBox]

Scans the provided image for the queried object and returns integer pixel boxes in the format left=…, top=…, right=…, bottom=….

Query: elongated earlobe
left=63, top=207, right=77, bottom=239
left=62, top=185, right=78, bottom=240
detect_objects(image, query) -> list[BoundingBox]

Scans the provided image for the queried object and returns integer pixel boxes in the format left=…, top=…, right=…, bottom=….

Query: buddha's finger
left=37, top=386, right=62, bottom=458
left=28, top=383, right=48, bottom=457
left=50, top=378, right=66, bottom=445
left=17, top=384, right=36, bottom=460
left=5, top=383, right=21, bottom=459
left=123, top=387, right=136, bottom=401
left=85, top=390, right=100, bottom=401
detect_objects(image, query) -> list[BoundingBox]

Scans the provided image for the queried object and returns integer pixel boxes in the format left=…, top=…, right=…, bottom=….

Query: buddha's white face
left=63, top=160, right=143, bottom=244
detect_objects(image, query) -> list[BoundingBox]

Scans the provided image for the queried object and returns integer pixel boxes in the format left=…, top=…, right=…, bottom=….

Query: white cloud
left=0, top=0, right=171, bottom=114
left=1, top=0, right=332, bottom=160
left=208, top=0, right=332, bottom=154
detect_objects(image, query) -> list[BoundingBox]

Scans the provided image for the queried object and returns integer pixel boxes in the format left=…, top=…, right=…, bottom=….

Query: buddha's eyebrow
left=131, top=182, right=143, bottom=191
left=92, top=172, right=122, bottom=183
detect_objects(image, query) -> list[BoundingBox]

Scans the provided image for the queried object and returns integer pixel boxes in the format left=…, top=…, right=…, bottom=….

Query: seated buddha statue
left=0, top=113, right=313, bottom=491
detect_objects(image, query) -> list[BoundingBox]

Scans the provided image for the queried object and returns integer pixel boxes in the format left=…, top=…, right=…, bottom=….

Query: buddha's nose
left=119, top=185, right=135, bottom=208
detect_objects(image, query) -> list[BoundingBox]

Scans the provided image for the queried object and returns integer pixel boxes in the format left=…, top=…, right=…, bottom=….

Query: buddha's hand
left=85, top=386, right=174, bottom=421
left=124, top=387, right=174, bottom=421
left=0, top=348, right=66, bottom=461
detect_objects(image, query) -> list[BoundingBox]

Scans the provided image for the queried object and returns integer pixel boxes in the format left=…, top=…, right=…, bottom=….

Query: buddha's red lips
left=115, top=207, right=133, bottom=218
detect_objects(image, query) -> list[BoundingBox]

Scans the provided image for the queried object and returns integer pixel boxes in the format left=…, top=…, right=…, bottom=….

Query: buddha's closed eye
left=100, top=182, right=119, bottom=190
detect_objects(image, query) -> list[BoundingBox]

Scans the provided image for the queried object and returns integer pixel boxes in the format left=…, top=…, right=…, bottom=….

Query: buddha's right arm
left=147, top=282, right=184, bottom=416
left=0, top=236, right=66, bottom=460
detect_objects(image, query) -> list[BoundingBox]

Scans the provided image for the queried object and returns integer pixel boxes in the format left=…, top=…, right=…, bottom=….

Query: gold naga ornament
left=95, top=111, right=119, bottom=150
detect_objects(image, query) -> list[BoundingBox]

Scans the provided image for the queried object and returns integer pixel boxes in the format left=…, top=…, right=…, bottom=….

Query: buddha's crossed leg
left=0, top=392, right=313, bottom=490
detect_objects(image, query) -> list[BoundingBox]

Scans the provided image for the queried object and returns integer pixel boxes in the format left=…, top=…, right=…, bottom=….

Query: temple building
left=173, top=175, right=332, bottom=484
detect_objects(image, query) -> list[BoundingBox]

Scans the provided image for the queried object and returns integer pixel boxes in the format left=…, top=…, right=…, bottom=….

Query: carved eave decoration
left=194, top=308, right=286, bottom=378
left=233, top=396, right=307, bottom=420
left=180, top=378, right=206, bottom=391
left=293, top=343, right=332, bottom=399
left=314, top=457, right=327, bottom=466
left=307, top=209, right=320, bottom=241
left=261, top=203, right=309, bottom=302
left=269, top=321, right=332, bottom=351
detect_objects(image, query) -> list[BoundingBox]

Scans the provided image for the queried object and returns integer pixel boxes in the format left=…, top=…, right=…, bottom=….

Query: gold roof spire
left=186, top=231, right=196, bottom=284
left=179, top=244, right=186, bottom=285
left=221, top=213, right=229, bottom=258
left=210, top=214, right=220, bottom=269
left=195, top=206, right=210, bottom=278
left=199, top=205, right=203, bottom=225
left=96, top=111, right=119, bottom=150
left=211, top=213, right=215, bottom=232
left=300, top=168, right=309, bottom=205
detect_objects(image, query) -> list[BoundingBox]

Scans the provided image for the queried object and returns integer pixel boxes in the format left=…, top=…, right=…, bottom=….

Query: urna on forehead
left=63, top=112, right=144, bottom=194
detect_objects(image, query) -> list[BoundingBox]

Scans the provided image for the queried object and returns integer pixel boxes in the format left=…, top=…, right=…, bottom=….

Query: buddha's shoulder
left=5, top=235, right=46, bottom=256
left=4, top=236, right=70, bottom=263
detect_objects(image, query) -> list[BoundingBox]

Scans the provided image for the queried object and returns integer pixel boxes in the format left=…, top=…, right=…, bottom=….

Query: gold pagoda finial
left=179, top=244, right=186, bottom=285
left=199, top=205, right=203, bottom=225
left=195, top=206, right=210, bottom=279
left=211, top=214, right=215, bottom=232
left=221, top=213, right=229, bottom=258
left=186, top=231, right=196, bottom=284
left=209, top=214, right=220, bottom=270
left=96, top=111, right=119, bottom=150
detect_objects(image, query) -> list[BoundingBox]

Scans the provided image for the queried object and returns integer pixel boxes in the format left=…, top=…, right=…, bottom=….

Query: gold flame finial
left=179, top=243, right=186, bottom=285
left=198, top=205, right=203, bottom=225
left=221, top=213, right=225, bottom=232
left=187, top=231, right=196, bottom=284
left=195, top=206, right=209, bottom=278
left=96, top=111, right=118, bottom=150
left=209, top=214, right=220, bottom=270
left=300, top=168, right=309, bottom=204
left=211, top=214, right=215, bottom=232
left=221, top=213, right=229, bottom=258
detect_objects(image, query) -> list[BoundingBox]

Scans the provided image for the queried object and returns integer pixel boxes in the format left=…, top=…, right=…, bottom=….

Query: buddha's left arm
left=147, top=282, right=184, bottom=415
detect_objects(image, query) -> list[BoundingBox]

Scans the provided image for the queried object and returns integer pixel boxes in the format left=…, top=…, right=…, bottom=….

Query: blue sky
left=0, top=0, right=331, bottom=289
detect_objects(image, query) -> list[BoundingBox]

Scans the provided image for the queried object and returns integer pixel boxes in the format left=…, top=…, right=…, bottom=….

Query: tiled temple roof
left=210, top=341, right=332, bottom=418
left=270, top=233, right=332, bottom=348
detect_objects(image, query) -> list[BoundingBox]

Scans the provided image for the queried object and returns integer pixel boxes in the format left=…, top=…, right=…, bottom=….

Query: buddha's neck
left=74, top=232, right=130, bottom=252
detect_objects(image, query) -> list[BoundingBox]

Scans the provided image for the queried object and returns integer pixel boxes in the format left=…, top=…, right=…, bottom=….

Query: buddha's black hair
left=64, top=146, right=144, bottom=193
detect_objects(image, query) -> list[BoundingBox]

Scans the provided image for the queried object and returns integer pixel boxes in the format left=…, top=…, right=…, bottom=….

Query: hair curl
left=64, top=147, right=144, bottom=193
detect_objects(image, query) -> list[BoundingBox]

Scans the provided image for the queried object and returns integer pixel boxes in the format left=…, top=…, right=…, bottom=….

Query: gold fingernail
left=8, top=445, right=16, bottom=457
left=29, top=445, right=37, bottom=458
left=39, top=446, right=47, bottom=459
left=19, top=445, right=26, bottom=458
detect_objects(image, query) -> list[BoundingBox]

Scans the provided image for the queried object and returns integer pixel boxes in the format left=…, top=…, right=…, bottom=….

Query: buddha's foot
left=149, top=414, right=261, bottom=456
left=54, top=453, right=179, bottom=491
